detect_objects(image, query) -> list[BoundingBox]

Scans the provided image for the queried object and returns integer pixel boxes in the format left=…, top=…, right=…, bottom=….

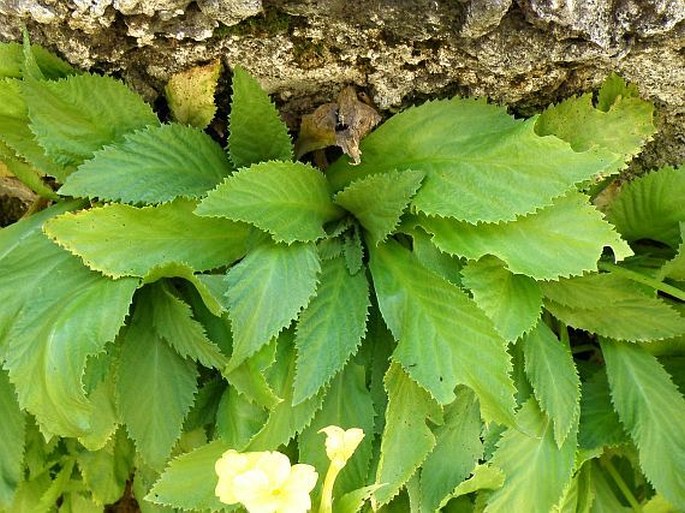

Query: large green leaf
left=22, top=73, right=159, bottom=172
left=196, top=161, right=341, bottom=243
left=44, top=199, right=250, bottom=278
left=334, top=169, right=425, bottom=245
left=0, top=201, right=138, bottom=438
left=327, top=98, right=621, bottom=223
left=370, top=240, right=516, bottom=425
left=419, top=387, right=483, bottom=513
left=607, top=165, right=685, bottom=248
left=536, top=74, right=655, bottom=156
left=293, top=256, right=370, bottom=404
left=461, top=256, right=542, bottom=342
left=146, top=440, right=231, bottom=511
left=225, top=241, right=320, bottom=369
left=59, top=123, right=232, bottom=203
left=299, top=363, right=376, bottom=501
left=0, top=369, right=24, bottom=509
left=522, top=323, right=581, bottom=447
left=542, top=273, right=685, bottom=341
left=485, top=399, right=576, bottom=513
left=228, top=65, right=293, bottom=168
left=117, top=300, right=199, bottom=470
left=420, top=191, right=633, bottom=280
left=374, top=363, right=441, bottom=507
left=601, top=340, right=685, bottom=509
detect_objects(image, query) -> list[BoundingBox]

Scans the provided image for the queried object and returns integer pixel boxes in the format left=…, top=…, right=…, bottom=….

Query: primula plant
left=0, top=36, right=684, bottom=513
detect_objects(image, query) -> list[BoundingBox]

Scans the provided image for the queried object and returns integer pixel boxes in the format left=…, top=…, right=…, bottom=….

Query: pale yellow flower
left=215, top=449, right=318, bottom=513
left=319, top=426, right=365, bottom=469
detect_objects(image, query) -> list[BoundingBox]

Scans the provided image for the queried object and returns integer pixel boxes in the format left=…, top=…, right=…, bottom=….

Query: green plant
left=0, top=37, right=684, bottom=513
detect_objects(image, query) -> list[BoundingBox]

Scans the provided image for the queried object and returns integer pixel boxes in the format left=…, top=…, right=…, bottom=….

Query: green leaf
left=536, top=74, right=655, bottom=156
left=22, top=73, right=159, bottom=172
left=228, top=65, right=293, bottom=168
left=0, top=42, right=24, bottom=78
left=587, top=460, right=631, bottom=513
left=165, top=60, right=221, bottom=129
left=225, top=241, right=320, bottom=369
left=0, top=369, right=24, bottom=509
left=225, top=338, right=281, bottom=410
left=294, top=256, right=370, bottom=404
left=334, top=169, right=425, bottom=245
left=542, top=273, right=685, bottom=341
left=299, top=363, right=376, bottom=501
left=146, top=440, right=231, bottom=511
left=370, top=240, right=516, bottom=425
left=420, top=387, right=483, bottom=513
left=522, top=323, right=581, bottom=447
left=196, top=161, right=340, bottom=243
left=59, top=123, right=232, bottom=204
left=337, top=485, right=386, bottom=513
left=658, top=223, right=685, bottom=281
left=141, top=282, right=228, bottom=369
left=342, top=227, right=364, bottom=275
left=215, top=386, right=268, bottom=450
left=117, top=300, right=199, bottom=470
left=448, top=464, right=505, bottom=500
left=607, top=165, right=685, bottom=248
left=0, top=41, right=75, bottom=79
left=420, top=191, right=633, bottom=280
left=461, top=256, right=542, bottom=341
left=44, top=199, right=250, bottom=278
left=600, top=340, right=685, bottom=509
left=578, top=369, right=627, bottom=452
left=0, top=141, right=59, bottom=199
left=327, top=98, right=622, bottom=223
left=78, top=351, right=120, bottom=451
left=374, top=363, right=440, bottom=507
left=245, top=331, right=326, bottom=451
left=0, top=201, right=138, bottom=438
left=486, top=399, right=576, bottom=513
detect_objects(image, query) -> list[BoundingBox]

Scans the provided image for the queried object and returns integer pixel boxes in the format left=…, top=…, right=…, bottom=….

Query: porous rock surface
left=1, top=0, right=684, bottom=169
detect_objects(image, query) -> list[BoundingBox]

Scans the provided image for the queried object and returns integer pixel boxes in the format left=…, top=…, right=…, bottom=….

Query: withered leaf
left=165, top=59, right=222, bottom=130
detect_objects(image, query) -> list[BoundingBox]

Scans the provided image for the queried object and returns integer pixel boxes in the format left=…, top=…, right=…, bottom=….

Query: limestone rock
left=1, top=0, right=684, bottom=168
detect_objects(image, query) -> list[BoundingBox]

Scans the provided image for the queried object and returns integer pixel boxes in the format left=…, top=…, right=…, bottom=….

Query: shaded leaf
left=225, top=241, right=320, bottom=369
left=578, top=370, right=627, bottom=452
left=215, top=386, right=268, bottom=450
left=421, top=191, right=632, bottom=280
left=196, top=161, right=341, bottom=243
left=327, top=98, right=622, bottom=223
left=0, top=369, right=24, bottom=508
left=165, top=60, right=221, bottom=129
left=370, top=240, right=516, bottom=425
left=228, top=65, right=292, bottom=168
left=60, top=123, right=232, bottom=204
left=334, top=169, right=425, bottom=245
left=601, top=340, right=685, bottom=509
left=461, top=256, right=542, bottom=341
left=225, top=339, right=281, bottom=410
left=44, top=199, right=250, bottom=278
left=294, top=256, right=370, bottom=404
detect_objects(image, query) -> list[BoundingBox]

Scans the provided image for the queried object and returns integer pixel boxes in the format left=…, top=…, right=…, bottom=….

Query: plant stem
left=571, top=344, right=595, bottom=354
left=601, top=457, right=643, bottom=512
left=318, top=464, right=340, bottom=513
left=598, top=261, right=685, bottom=301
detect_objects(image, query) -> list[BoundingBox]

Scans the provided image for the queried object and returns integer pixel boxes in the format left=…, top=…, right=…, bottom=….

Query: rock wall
left=1, top=0, right=684, bottom=169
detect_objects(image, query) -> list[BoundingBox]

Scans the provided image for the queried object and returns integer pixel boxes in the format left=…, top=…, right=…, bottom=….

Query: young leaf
left=419, top=387, right=483, bottom=513
left=536, top=74, right=655, bottom=156
left=334, top=169, right=425, bottom=245
left=342, top=227, right=364, bottom=275
left=22, top=73, right=159, bottom=172
left=165, top=60, right=221, bottom=129
left=59, top=123, right=232, bottom=204
left=370, top=240, right=516, bottom=425
left=521, top=323, right=581, bottom=447
left=44, top=198, right=250, bottom=278
left=542, top=273, right=685, bottom=341
left=607, top=165, right=685, bottom=248
left=486, top=399, right=576, bottom=513
left=225, top=241, right=320, bottom=369
left=0, top=201, right=138, bottom=438
left=293, top=256, right=370, bottom=404
left=144, top=282, right=228, bottom=369
left=374, top=363, right=441, bottom=507
left=299, top=363, right=376, bottom=500
left=146, top=440, right=231, bottom=511
left=196, top=161, right=341, bottom=243
left=326, top=98, right=622, bottom=224
left=228, top=65, right=293, bottom=168
left=601, top=339, right=685, bottom=509
left=117, top=301, right=199, bottom=470
left=461, top=256, right=542, bottom=342
left=0, top=369, right=24, bottom=509
left=421, top=191, right=633, bottom=280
